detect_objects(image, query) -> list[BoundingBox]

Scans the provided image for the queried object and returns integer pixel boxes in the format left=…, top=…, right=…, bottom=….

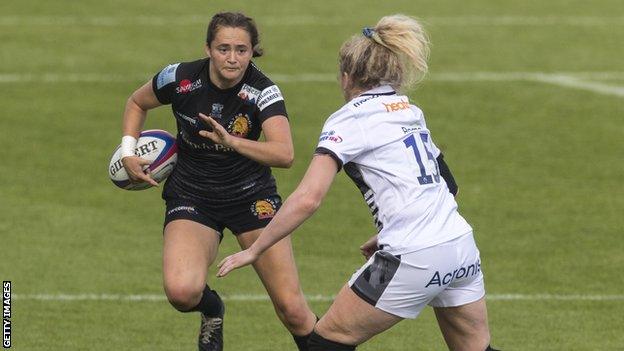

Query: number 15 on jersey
left=403, top=132, right=441, bottom=185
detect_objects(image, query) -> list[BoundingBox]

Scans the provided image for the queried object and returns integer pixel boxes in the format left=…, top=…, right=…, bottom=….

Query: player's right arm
left=121, top=81, right=162, bottom=186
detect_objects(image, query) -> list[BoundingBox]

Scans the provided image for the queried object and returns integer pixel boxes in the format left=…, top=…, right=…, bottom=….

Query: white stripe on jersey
left=316, top=86, right=472, bottom=254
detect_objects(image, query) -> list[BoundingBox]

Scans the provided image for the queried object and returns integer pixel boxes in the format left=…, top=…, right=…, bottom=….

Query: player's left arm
left=216, top=154, right=339, bottom=277
left=199, top=113, right=294, bottom=168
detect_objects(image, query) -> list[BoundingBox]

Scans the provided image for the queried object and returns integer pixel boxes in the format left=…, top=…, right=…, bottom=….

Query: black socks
left=308, top=331, right=356, bottom=351
left=188, top=285, right=223, bottom=317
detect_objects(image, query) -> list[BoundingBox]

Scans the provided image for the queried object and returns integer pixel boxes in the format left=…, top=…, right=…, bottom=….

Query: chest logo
left=237, top=84, right=261, bottom=105
left=228, top=113, right=252, bottom=137
left=176, top=78, right=202, bottom=94
left=211, top=103, right=224, bottom=119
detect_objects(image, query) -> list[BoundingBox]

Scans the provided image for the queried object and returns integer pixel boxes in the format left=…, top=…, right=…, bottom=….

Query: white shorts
left=348, top=232, right=485, bottom=319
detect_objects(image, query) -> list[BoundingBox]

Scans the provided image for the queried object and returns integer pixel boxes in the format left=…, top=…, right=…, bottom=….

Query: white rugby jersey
left=316, top=86, right=472, bottom=255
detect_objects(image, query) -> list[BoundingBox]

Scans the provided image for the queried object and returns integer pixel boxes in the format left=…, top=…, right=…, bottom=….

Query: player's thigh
left=236, top=228, right=304, bottom=300
left=163, top=219, right=221, bottom=289
left=316, top=284, right=403, bottom=345
left=428, top=233, right=490, bottom=350
left=433, top=297, right=490, bottom=351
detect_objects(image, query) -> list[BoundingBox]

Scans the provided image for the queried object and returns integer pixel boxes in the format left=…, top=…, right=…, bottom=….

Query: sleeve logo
left=319, top=130, right=343, bottom=143
left=156, top=63, right=180, bottom=89
left=257, top=85, right=284, bottom=111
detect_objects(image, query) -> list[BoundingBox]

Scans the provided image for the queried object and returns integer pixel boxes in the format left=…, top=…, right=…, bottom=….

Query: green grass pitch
left=1, top=0, right=623, bottom=349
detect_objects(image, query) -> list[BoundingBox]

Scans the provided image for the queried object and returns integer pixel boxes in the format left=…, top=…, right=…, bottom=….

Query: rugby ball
left=108, top=129, right=178, bottom=190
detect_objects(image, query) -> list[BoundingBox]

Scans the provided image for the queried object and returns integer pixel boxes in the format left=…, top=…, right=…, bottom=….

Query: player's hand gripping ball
left=108, top=129, right=178, bottom=190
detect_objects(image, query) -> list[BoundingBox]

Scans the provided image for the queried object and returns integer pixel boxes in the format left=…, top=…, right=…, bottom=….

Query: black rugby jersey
left=151, top=58, right=288, bottom=203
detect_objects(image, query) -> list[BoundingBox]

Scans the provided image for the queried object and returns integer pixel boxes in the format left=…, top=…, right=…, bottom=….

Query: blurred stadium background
left=1, top=0, right=623, bottom=349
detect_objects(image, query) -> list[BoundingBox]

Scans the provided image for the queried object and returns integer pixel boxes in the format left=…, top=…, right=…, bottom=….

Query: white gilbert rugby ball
left=108, top=129, right=178, bottom=190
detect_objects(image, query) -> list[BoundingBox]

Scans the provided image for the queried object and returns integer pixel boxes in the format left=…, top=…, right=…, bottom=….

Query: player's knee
left=164, top=282, right=203, bottom=311
left=273, top=298, right=310, bottom=330
left=314, top=318, right=360, bottom=345
left=308, top=330, right=356, bottom=351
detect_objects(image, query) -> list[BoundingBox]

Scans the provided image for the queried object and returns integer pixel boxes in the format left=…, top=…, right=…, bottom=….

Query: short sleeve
left=314, top=109, right=367, bottom=169
left=257, top=84, right=288, bottom=122
left=151, top=63, right=180, bottom=105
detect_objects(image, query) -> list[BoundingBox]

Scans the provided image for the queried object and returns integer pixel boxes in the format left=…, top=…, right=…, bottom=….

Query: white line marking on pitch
left=2, top=72, right=623, bottom=98
left=12, top=293, right=624, bottom=302
left=2, top=16, right=624, bottom=26
left=530, top=75, right=624, bottom=97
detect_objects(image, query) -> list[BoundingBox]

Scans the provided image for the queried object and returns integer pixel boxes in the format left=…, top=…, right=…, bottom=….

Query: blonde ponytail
left=340, top=14, right=430, bottom=91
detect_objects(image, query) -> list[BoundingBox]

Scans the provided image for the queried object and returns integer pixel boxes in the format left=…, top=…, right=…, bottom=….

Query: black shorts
left=163, top=194, right=282, bottom=239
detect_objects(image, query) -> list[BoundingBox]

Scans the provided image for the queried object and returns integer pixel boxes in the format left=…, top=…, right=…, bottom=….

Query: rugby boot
left=197, top=291, right=224, bottom=351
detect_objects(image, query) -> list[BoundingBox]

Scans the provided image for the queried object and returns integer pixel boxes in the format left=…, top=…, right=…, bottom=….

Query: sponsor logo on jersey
left=318, top=130, right=343, bottom=143
left=175, top=111, right=197, bottom=126
left=211, top=103, right=224, bottom=119
left=237, top=84, right=261, bottom=105
left=425, top=259, right=481, bottom=288
left=180, top=130, right=234, bottom=152
left=156, top=63, right=180, bottom=89
left=227, top=113, right=252, bottom=137
left=251, top=198, right=278, bottom=219
left=353, top=94, right=381, bottom=108
left=167, top=206, right=197, bottom=216
left=176, top=79, right=202, bottom=94
left=257, top=85, right=284, bottom=111
left=383, top=99, right=410, bottom=112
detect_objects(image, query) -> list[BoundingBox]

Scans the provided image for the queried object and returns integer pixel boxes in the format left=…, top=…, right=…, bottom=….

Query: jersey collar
left=358, top=85, right=396, bottom=97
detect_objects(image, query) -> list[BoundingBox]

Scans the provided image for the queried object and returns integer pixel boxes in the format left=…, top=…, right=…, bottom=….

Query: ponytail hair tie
left=362, top=27, right=375, bottom=38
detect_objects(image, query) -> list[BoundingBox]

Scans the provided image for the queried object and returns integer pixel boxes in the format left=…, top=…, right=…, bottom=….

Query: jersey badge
left=319, top=130, right=343, bottom=143
left=227, top=113, right=252, bottom=137
left=211, top=103, right=224, bottom=119
left=251, top=198, right=278, bottom=219
left=238, top=84, right=261, bottom=105
left=176, top=79, right=202, bottom=94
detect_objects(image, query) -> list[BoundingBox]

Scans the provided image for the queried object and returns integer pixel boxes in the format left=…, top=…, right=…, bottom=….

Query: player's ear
left=340, top=72, right=350, bottom=90
left=341, top=72, right=353, bottom=100
left=204, top=44, right=211, bottom=58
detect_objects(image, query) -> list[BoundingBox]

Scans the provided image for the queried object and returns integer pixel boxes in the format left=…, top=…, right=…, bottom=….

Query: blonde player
left=217, top=14, right=498, bottom=351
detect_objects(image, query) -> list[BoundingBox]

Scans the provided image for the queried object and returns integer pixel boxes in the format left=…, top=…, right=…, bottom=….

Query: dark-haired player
left=120, top=12, right=316, bottom=351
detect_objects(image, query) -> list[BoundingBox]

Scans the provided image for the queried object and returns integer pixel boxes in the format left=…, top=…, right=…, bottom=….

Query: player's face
left=206, top=26, right=253, bottom=88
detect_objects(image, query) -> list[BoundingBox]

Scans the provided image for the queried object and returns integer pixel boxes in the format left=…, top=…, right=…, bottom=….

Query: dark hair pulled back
left=206, top=12, right=263, bottom=57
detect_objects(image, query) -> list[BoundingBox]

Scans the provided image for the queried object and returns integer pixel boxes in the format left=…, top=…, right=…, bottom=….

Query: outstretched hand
left=198, top=113, right=233, bottom=148
left=216, top=248, right=260, bottom=277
